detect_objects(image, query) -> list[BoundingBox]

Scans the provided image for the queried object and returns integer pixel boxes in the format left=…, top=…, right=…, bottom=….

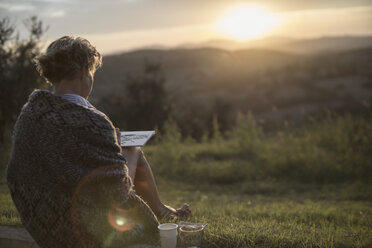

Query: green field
left=1, top=176, right=371, bottom=247
left=1, top=114, right=372, bottom=247
left=158, top=180, right=372, bottom=248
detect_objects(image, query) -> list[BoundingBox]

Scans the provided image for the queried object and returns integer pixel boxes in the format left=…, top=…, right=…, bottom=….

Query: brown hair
left=35, top=36, right=102, bottom=84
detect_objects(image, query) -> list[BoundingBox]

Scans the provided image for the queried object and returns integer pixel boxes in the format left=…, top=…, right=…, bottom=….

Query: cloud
left=0, top=3, right=36, bottom=12
left=30, top=0, right=75, bottom=3
left=273, top=5, right=372, bottom=37
left=48, top=10, right=66, bottom=18
left=83, top=23, right=215, bottom=54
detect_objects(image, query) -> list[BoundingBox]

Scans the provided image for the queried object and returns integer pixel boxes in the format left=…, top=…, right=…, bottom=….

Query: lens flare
left=108, top=209, right=135, bottom=232
left=115, top=216, right=126, bottom=226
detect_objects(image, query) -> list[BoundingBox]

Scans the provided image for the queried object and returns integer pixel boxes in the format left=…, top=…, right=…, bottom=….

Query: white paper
left=120, top=131, right=155, bottom=147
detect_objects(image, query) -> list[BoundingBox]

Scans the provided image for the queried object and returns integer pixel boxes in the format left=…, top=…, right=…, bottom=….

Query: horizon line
left=100, top=33, right=372, bottom=56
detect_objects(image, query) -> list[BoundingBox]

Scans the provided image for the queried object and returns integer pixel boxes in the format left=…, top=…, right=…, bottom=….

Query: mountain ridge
left=91, top=42, right=372, bottom=134
left=109, top=35, right=372, bottom=56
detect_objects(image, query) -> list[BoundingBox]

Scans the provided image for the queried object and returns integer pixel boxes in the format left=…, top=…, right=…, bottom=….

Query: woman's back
left=7, top=90, right=159, bottom=247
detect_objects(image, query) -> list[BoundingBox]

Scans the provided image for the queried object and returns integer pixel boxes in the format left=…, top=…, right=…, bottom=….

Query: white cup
left=158, top=223, right=178, bottom=248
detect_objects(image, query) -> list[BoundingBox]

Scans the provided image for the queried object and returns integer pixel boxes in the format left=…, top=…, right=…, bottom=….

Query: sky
left=1, top=0, right=372, bottom=54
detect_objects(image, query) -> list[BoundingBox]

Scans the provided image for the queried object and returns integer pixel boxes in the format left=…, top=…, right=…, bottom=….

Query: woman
left=6, top=36, right=190, bottom=248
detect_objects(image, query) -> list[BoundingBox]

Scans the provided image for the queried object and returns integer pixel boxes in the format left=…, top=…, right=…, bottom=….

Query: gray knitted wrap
left=6, top=90, right=159, bottom=248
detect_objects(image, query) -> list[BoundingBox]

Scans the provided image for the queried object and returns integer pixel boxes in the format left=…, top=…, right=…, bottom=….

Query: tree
left=0, top=16, right=48, bottom=143
left=211, top=97, right=237, bottom=138
left=211, top=114, right=223, bottom=143
left=122, top=62, right=170, bottom=131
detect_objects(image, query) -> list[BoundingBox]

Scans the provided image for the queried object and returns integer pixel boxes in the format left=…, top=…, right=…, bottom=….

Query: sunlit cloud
left=31, top=0, right=74, bottom=3
left=0, top=3, right=36, bottom=12
left=123, top=0, right=139, bottom=3
left=48, top=10, right=66, bottom=18
left=2, top=0, right=372, bottom=54
left=274, top=5, right=372, bottom=37
left=83, top=24, right=217, bottom=55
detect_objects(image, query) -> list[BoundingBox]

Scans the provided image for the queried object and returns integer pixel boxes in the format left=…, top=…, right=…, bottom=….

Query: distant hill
left=92, top=47, right=299, bottom=98
left=176, top=35, right=372, bottom=55
left=278, top=36, right=372, bottom=54
left=91, top=44, right=372, bottom=134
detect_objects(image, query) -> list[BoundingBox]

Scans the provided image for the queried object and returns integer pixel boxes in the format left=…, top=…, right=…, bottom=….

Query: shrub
left=146, top=113, right=372, bottom=183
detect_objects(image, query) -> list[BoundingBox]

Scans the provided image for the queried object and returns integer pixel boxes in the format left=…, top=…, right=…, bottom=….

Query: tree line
left=0, top=16, right=49, bottom=143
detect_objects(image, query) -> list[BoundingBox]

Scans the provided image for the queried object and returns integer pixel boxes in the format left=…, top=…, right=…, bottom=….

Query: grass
left=157, top=179, right=372, bottom=248
left=1, top=177, right=371, bottom=247
left=0, top=181, right=19, bottom=226
left=0, top=142, right=19, bottom=226
left=1, top=114, right=372, bottom=247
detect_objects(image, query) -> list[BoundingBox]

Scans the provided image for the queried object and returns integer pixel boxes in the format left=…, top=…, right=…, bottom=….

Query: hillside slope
left=91, top=46, right=372, bottom=133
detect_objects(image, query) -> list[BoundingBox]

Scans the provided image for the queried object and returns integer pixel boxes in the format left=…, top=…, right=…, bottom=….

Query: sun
left=217, top=4, right=280, bottom=40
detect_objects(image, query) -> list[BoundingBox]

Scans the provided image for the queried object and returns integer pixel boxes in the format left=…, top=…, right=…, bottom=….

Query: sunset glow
left=217, top=4, right=280, bottom=40
left=1, top=1, right=371, bottom=53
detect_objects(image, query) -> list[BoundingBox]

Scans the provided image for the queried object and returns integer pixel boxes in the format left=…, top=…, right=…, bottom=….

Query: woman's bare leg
left=133, top=148, right=174, bottom=218
left=122, top=147, right=191, bottom=219
left=121, top=147, right=140, bottom=180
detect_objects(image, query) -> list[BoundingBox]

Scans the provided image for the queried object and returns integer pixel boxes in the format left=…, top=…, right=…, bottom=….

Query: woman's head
left=35, top=36, right=102, bottom=85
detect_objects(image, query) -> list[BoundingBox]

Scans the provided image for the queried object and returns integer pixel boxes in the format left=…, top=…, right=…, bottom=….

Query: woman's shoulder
left=21, top=89, right=114, bottom=131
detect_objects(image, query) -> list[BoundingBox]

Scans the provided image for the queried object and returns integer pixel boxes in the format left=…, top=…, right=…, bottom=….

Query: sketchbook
left=120, top=130, right=155, bottom=147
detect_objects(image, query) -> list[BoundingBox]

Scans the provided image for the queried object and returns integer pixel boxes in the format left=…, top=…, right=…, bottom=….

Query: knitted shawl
left=6, top=90, right=159, bottom=248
